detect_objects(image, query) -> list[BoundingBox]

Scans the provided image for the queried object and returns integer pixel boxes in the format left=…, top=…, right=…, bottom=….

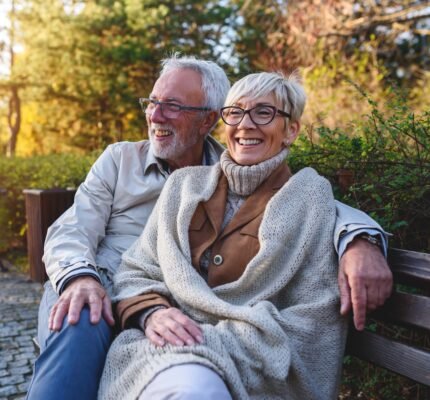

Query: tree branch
left=324, top=3, right=430, bottom=37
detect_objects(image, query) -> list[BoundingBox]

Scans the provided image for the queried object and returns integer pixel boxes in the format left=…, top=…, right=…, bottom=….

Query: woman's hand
left=144, top=307, right=204, bottom=347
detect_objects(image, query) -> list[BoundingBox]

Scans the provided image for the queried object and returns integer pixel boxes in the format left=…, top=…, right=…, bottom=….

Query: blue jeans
left=26, top=282, right=113, bottom=400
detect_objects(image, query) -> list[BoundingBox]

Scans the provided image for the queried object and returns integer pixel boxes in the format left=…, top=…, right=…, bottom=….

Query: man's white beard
left=149, top=124, right=200, bottom=161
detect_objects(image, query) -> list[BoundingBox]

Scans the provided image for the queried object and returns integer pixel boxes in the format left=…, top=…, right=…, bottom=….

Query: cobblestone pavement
left=0, top=266, right=43, bottom=400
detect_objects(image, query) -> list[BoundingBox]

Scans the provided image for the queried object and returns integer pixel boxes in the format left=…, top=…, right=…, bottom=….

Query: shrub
left=290, top=87, right=430, bottom=252
left=0, top=152, right=99, bottom=253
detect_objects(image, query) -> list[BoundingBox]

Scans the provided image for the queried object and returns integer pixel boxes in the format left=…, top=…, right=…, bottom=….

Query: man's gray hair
left=225, top=71, right=307, bottom=123
left=160, top=54, right=230, bottom=111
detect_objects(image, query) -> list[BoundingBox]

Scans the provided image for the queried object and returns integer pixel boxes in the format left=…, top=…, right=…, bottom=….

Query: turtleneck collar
left=220, top=148, right=289, bottom=196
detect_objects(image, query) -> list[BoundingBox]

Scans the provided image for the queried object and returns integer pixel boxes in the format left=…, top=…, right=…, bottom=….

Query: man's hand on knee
left=338, top=238, right=393, bottom=331
left=48, top=276, right=115, bottom=331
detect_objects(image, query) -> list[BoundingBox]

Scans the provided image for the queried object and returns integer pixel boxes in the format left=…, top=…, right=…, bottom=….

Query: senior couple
left=27, top=55, right=392, bottom=400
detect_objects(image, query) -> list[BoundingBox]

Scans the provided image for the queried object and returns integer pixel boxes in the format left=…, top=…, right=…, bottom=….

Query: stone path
left=0, top=266, right=43, bottom=400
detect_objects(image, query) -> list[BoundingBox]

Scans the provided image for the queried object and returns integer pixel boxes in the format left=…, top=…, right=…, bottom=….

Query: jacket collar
left=143, top=135, right=225, bottom=176
left=143, top=143, right=167, bottom=176
left=202, top=163, right=292, bottom=240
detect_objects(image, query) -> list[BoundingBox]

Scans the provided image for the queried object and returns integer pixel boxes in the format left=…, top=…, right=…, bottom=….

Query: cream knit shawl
left=98, top=165, right=347, bottom=400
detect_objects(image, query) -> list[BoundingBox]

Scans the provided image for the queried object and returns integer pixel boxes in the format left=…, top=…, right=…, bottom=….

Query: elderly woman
left=98, top=72, right=348, bottom=400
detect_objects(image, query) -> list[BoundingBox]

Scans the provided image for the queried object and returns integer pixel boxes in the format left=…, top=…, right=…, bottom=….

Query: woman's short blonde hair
left=225, top=71, right=306, bottom=123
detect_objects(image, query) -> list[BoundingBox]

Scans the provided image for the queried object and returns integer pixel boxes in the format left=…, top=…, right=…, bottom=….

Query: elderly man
left=26, top=55, right=392, bottom=400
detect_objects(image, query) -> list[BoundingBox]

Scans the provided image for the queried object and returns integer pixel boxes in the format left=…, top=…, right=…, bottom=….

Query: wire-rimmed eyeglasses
left=139, top=98, right=210, bottom=119
left=220, top=105, right=291, bottom=126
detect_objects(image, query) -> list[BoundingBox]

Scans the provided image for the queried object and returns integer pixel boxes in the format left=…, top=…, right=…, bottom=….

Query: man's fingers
left=381, top=275, right=393, bottom=305
left=48, top=304, right=56, bottom=330
left=351, top=285, right=367, bottom=331
left=68, top=296, right=86, bottom=325
left=338, top=270, right=351, bottom=316
left=339, top=237, right=394, bottom=330
left=365, top=282, right=379, bottom=311
left=46, top=277, right=113, bottom=334
left=48, top=305, right=57, bottom=331
left=51, top=301, right=70, bottom=331
left=376, top=276, right=392, bottom=310
left=87, top=293, right=103, bottom=324
left=362, top=267, right=392, bottom=313
left=102, top=295, right=115, bottom=326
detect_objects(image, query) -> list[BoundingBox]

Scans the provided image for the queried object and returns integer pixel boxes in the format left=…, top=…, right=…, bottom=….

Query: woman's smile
left=235, top=137, right=263, bottom=146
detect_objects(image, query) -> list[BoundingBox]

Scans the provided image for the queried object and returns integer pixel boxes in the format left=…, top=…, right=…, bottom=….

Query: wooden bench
left=346, top=248, right=430, bottom=388
left=24, top=192, right=430, bottom=388
left=24, top=188, right=76, bottom=283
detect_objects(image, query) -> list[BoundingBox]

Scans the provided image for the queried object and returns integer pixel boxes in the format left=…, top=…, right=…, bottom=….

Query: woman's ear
left=283, top=121, right=301, bottom=147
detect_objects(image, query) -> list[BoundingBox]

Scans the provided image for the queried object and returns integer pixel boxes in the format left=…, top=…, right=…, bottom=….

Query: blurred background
left=0, top=1, right=429, bottom=398
left=1, top=0, right=429, bottom=155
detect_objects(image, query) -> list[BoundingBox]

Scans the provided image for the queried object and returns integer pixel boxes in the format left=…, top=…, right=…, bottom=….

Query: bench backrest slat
left=389, top=248, right=430, bottom=289
left=372, top=291, right=430, bottom=330
left=347, top=248, right=430, bottom=387
left=347, top=330, right=430, bottom=386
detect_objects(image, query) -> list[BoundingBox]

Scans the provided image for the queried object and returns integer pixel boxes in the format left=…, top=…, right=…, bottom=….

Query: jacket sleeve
left=334, top=200, right=389, bottom=258
left=110, top=180, right=179, bottom=330
left=116, top=293, right=172, bottom=330
left=43, top=145, right=119, bottom=294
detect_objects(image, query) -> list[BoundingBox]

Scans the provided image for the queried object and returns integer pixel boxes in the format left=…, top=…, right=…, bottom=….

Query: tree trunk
left=6, top=0, right=20, bottom=157
left=7, top=85, right=21, bottom=157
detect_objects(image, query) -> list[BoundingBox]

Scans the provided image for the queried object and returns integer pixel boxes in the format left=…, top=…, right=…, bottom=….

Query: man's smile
left=154, top=129, right=174, bottom=138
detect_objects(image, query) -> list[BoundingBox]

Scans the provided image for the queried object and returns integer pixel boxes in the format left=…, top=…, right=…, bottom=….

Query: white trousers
left=138, top=363, right=233, bottom=400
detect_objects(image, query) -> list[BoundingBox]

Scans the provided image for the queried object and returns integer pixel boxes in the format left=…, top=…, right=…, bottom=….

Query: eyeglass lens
left=222, top=106, right=276, bottom=125
left=141, top=100, right=181, bottom=119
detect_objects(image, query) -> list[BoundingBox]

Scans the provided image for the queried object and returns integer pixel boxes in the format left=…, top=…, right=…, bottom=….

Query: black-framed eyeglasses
left=139, top=98, right=210, bottom=119
left=220, top=105, right=291, bottom=126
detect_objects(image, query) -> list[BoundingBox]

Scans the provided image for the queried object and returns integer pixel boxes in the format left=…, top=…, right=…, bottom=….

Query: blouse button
left=213, top=254, right=223, bottom=266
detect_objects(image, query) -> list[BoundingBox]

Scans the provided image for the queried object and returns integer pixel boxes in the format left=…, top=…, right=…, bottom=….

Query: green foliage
left=340, top=356, right=426, bottom=400
left=2, top=0, right=429, bottom=155
left=289, top=86, right=430, bottom=252
left=0, top=152, right=99, bottom=253
left=4, top=0, right=237, bottom=154
left=232, top=0, right=430, bottom=131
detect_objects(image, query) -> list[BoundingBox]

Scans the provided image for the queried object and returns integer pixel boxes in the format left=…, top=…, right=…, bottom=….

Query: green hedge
left=0, top=152, right=99, bottom=253
left=289, top=91, right=430, bottom=252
